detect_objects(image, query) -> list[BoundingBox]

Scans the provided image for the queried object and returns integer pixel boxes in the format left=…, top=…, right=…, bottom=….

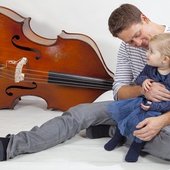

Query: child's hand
left=142, top=79, right=154, bottom=92
left=141, top=103, right=151, bottom=111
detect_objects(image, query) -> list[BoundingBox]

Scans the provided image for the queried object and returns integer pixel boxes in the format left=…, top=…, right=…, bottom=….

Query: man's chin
left=142, top=41, right=149, bottom=49
left=142, top=44, right=149, bottom=49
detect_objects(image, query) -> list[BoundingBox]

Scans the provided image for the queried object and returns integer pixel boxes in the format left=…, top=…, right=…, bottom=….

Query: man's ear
left=141, top=14, right=150, bottom=24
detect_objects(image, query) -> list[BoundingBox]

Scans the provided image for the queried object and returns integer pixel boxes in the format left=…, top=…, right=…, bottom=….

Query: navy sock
left=0, top=137, right=10, bottom=161
left=104, top=127, right=125, bottom=151
left=86, top=125, right=110, bottom=139
left=125, top=141, right=145, bottom=162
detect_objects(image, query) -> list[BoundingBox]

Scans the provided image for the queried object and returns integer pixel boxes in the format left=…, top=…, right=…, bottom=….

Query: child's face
left=146, top=44, right=164, bottom=67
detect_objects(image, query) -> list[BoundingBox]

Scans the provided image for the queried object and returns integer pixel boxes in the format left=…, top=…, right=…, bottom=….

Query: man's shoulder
left=121, top=42, right=146, bottom=52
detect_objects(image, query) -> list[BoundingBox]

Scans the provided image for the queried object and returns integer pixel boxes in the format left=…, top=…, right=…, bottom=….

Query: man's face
left=117, top=22, right=152, bottom=49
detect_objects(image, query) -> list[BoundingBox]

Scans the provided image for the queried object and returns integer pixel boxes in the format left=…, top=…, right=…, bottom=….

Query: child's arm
left=135, top=65, right=151, bottom=86
left=148, top=101, right=170, bottom=113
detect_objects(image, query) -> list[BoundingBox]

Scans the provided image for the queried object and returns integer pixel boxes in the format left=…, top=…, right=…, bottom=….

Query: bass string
left=1, top=65, right=50, bottom=84
left=0, top=65, right=112, bottom=88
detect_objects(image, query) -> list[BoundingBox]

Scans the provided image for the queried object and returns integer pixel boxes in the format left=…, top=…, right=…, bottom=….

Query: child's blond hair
left=150, top=33, right=170, bottom=57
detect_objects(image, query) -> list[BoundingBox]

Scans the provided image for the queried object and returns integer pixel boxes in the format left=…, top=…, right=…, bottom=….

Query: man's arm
left=133, top=111, right=170, bottom=141
left=160, top=111, right=170, bottom=126
left=117, top=82, right=170, bottom=101
left=117, top=85, right=142, bottom=100
left=112, top=42, right=145, bottom=100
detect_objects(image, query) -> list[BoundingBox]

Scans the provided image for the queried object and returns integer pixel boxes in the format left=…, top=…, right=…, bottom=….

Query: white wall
left=0, top=0, right=170, bottom=73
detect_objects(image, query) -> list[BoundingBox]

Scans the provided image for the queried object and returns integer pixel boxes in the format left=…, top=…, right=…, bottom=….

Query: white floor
left=0, top=92, right=170, bottom=170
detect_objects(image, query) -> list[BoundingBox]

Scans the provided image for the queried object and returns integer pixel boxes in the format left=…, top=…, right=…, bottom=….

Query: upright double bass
left=0, top=6, right=114, bottom=111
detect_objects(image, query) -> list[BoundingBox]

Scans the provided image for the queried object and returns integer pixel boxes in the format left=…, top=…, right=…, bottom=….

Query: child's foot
left=0, top=137, right=10, bottom=161
left=104, top=127, right=126, bottom=151
left=125, top=141, right=145, bottom=162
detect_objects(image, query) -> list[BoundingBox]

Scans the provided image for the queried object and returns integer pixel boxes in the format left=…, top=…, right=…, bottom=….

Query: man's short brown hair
left=108, top=4, right=142, bottom=37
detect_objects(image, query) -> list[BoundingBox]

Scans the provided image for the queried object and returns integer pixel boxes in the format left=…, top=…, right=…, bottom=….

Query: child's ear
left=165, top=56, right=170, bottom=61
left=162, top=56, right=170, bottom=64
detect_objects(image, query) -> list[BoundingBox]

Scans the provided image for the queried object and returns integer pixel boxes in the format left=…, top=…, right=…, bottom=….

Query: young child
left=104, top=33, right=170, bottom=162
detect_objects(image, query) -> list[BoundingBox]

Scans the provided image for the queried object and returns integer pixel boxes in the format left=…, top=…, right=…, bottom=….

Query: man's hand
left=143, top=82, right=170, bottom=102
left=133, top=116, right=165, bottom=141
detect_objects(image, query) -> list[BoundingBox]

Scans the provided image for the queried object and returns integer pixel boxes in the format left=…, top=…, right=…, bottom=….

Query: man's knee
left=143, top=126, right=170, bottom=160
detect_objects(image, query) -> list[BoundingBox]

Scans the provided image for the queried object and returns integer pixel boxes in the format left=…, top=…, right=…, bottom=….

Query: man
left=0, top=3, right=170, bottom=161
